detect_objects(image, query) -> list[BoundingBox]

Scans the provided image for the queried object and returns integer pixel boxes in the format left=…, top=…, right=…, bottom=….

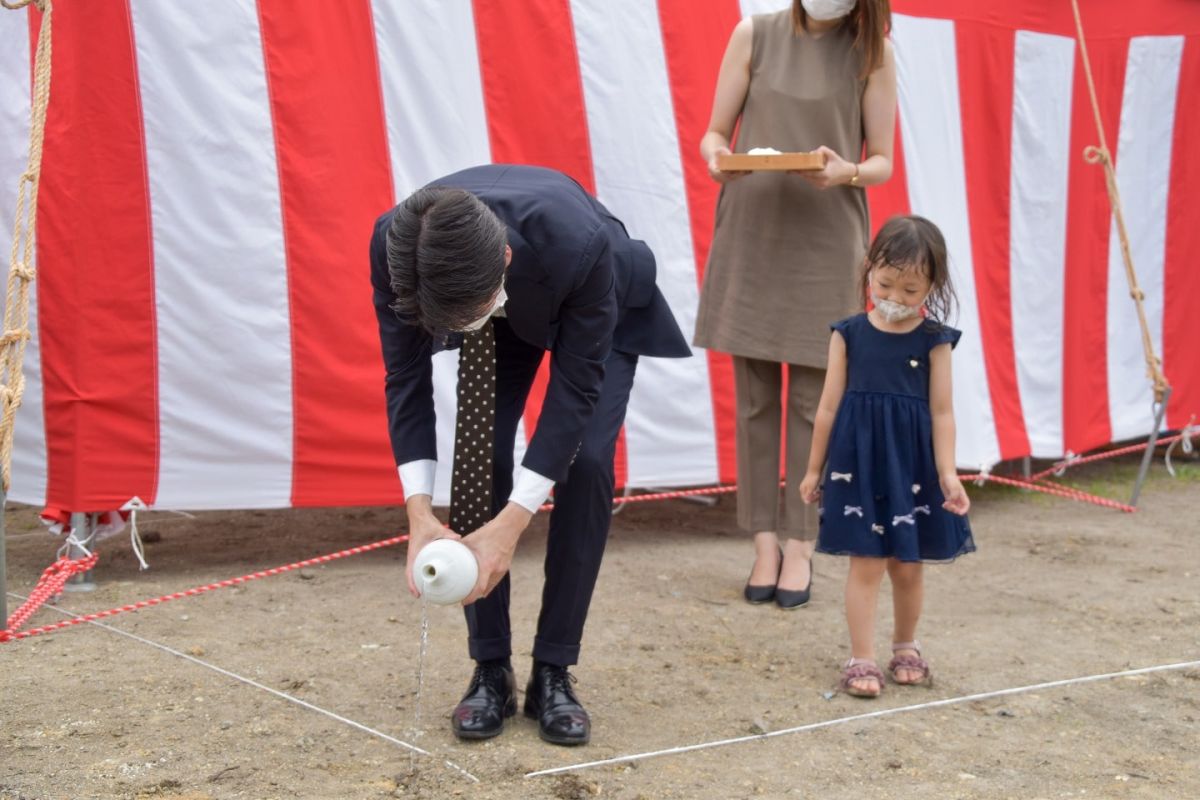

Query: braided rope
left=563, top=469, right=1148, bottom=513
left=964, top=472, right=1135, bottom=513
left=1070, top=0, right=1169, bottom=403
left=1028, top=433, right=1188, bottom=482
left=542, top=482, right=742, bottom=512
left=0, top=0, right=52, bottom=490
left=1, top=534, right=409, bottom=642
left=3, top=552, right=96, bottom=633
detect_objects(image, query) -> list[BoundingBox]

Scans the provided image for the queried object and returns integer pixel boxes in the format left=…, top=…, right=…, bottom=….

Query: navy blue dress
left=816, top=313, right=975, bottom=563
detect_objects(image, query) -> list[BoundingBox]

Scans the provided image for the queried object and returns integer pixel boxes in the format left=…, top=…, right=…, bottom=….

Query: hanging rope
left=1069, top=0, right=1170, bottom=404
left=0, top=0, right=52, bottom=491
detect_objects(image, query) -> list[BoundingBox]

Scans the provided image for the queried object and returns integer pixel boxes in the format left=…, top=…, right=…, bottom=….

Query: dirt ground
left=2, top=453, right=1198, bottom=800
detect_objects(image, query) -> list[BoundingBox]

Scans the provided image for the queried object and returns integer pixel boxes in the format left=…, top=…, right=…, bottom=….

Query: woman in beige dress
left=695, top=0, right=896, bottom=608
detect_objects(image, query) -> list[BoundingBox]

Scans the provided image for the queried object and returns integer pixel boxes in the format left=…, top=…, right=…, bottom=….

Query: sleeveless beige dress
left=694, top=10, right=869, bottom=369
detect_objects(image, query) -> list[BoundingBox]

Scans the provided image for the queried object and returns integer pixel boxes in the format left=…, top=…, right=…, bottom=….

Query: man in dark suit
left=370, top=164, right=690, bottom=745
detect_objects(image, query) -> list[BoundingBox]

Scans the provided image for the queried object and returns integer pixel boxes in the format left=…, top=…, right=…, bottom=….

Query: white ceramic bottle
left=412, top=538, right=480, bottom=605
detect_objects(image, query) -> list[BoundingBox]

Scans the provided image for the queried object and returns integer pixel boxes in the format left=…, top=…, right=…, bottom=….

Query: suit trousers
left=732, top=355, right=824, bottom=541
left=464, top=318, right=638, bottom=667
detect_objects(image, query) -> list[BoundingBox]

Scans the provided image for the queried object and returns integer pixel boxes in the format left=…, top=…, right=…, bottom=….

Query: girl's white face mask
left=801, top=0, right=857, bottom=22
left=871, top=294, right=921, bottom=323
left=459, top=287, right=507, bottom=331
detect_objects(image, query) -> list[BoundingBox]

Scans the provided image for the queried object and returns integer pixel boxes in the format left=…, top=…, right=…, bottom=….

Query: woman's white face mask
left=459, top=287, right=507, bottom=332
left=800, top=0, right=857, bottom=22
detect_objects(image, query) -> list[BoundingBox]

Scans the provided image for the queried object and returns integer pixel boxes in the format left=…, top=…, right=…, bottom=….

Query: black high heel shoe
left=743, top=546, right=782, bottom=604
left=775, top=556, right=812, bottom=609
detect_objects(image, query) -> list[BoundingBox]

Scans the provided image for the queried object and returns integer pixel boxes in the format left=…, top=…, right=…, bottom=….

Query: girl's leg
left=779, top=364, right=825, bottom=590
left=732, top=356, right=784, bottom=588
left=845, top=556, right=888, bottom=694
left=887, top=558, right=925, bottom=683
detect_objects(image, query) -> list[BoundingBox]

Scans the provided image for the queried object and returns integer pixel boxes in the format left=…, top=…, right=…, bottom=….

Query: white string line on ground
left=6, top=593, right=480, bottom=784
left=526, top=659, right=1200, bottom=778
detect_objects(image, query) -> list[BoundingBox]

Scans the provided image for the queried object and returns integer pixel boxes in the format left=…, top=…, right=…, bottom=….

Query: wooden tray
left=717, top=151, right=826, bottom=172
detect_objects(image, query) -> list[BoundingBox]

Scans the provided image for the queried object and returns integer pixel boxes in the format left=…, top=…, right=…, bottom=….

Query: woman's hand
left=939, top=474, right=971, bottom=516
left=706, top=146, right=749, bottom=184
left=796, top=145, right=856, bottom=190
left=799, top=471, right=823, bottom=504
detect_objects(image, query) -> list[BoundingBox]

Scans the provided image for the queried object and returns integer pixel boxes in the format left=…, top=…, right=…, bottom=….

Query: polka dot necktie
left=449, top=318, right=496, bottom=535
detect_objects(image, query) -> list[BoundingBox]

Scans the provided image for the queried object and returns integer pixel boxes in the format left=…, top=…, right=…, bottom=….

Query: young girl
left=799, top=215, right=974, bottom=698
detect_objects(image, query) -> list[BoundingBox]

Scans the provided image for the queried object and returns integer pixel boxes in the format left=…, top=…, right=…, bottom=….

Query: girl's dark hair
left=860, top=214, right=958, bottom=324
left=792, top=0, right=891, bottom=79
left=385, top=187, right=507, bottom=334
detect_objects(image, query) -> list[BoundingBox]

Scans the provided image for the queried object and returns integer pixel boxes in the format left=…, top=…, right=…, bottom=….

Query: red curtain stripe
left=865, top=114, right=912, bottom=242
left=1163, top=36, right=1200, bottom=431
left=1061, top=36, right=1128, bottom=456
left=470, top=0, right=629, bottom=489
left=655, top=0, right=742, bottom=486
left=256, top=0, right=399, bottom=507
left=954, top=21, right=1030, bottom=460
left=33, top=1, right=160, bottom=511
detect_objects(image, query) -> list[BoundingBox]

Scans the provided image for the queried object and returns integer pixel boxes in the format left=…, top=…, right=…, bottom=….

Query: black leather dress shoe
left=523, top=662, right=591, bottom=746
left=775, top=558, right=812, bottom=609
left=743, top=546, right=782, bottom=604
left=451, top=660, right=516, bottom=740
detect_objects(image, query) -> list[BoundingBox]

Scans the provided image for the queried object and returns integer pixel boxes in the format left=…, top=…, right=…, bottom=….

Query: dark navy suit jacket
left=370, top=164, right=690, bottom=484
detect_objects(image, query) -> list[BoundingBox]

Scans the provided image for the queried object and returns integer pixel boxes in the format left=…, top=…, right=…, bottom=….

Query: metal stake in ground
left=1130, top=389, right=1171, bottom=507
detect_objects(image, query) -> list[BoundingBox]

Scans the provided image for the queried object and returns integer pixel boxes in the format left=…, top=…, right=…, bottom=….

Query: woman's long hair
left=792, top=0, right=891, bottom=78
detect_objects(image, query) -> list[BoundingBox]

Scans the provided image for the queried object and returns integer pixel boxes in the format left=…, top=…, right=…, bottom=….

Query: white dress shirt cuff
left=397, top=459, right=437, bottom=501
left=508, top=466, right=555, bottom=514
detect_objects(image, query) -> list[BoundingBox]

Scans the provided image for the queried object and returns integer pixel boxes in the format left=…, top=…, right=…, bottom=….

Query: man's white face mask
left=459, top=286, right=507, bottom=332
left=871, top=294, right=921, bottom=323
left=801, top=0, right=857, bottom=22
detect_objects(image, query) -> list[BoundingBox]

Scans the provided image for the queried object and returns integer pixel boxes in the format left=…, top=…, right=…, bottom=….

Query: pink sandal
left=839, top=658, right=884, bottom=698
left=887, top=641, right=932, bottom=686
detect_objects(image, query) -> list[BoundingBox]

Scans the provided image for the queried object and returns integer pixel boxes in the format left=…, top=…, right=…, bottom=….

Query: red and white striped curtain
left=1, top=1, right=1197, bottom=512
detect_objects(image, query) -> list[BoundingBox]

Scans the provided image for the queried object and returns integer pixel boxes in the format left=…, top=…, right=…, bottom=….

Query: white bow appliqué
left=843, top=506, right=864, bottom=518
left=892, top=513, right=916, bottom=526
left=830, top=471, right=853, bottom=483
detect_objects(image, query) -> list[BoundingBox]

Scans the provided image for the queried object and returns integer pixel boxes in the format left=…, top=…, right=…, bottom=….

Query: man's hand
left=404, top=495, right=458, bottom=598
left=460, top=502, right=534, bottom=605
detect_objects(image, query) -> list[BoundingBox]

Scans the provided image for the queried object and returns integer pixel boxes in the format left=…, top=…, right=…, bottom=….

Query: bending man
left=370, top=164, right=690, bottom=745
